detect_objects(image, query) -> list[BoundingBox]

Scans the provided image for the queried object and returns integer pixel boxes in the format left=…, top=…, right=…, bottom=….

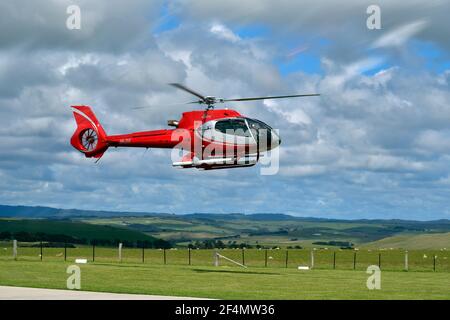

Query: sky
left=0, top=0, right=450, bottom=220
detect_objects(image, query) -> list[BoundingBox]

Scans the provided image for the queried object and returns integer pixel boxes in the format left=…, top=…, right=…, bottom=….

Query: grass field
left=0, top=260, right=449, bottom=299
left=363, top=233, right=450, bottom=250
left=1, top=243, right=449, bottom=272
left=1, top=214, right=449, bottom=299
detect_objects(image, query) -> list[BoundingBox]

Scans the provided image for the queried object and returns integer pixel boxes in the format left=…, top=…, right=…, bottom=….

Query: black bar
left=353, top=252, right=356, bottom=270
left=13, top=300, right=446, bottom=318
left=92, top=243, right=95, bottom=262
left=285, top=250, right=289, bottom=268
left=64, top=242, right=67, bottom=262
left=242, top=249, right=245, bottom=266
left=163, top=248, right=166, bottom=265
left=188, top=248, right=191, bottom=265
left=333, top=252, right=336, bottom=269
left=40, top=241, right=43, bottom=261
left=265, top=249, right=268, bottom=267
left=378, top=253, right=381, bottom=269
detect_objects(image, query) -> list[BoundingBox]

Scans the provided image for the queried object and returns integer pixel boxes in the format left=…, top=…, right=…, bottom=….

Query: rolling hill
left=362, top=232, right=450, bottom=250
left=1, top=204, right=450, bottom=249
left=0, top=218, right=169, bottom=247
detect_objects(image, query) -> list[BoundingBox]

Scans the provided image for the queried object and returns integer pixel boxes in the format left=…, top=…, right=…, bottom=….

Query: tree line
left=0, top=231, right=171, bottom=248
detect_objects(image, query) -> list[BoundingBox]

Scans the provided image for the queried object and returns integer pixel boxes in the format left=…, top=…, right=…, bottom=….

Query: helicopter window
left=246, top=118, right=272, bottom=131
left=215, top=119, right=251, bottom=137
left=246, top=118, right=275, bottom=148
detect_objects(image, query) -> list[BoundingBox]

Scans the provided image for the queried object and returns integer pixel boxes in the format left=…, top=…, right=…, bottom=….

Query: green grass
left=1, top=245, right=449, bottom=272
left=0, top=260, right=449, bottom=299
left=363, top=232, right=450, bottom=250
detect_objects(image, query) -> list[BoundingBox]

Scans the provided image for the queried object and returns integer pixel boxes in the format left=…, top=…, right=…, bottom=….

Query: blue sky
left=0, top=0, right=450, bottom=220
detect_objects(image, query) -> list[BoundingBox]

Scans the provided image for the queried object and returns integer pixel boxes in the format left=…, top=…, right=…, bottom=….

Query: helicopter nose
left=271, top=131, right=281, bottom=148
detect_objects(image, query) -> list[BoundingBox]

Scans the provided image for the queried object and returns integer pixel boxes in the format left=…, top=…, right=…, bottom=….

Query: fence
left=0, top=241, right=449, bottom=272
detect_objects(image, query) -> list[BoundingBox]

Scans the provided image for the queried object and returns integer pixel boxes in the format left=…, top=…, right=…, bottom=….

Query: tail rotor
left=81, top=129, right=98, bottom=151
left=70, top=105, right=108, bottom=159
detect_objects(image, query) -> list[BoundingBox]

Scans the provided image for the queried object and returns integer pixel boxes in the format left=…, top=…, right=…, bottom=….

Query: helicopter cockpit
left=210, top=117, right=280, bottom=151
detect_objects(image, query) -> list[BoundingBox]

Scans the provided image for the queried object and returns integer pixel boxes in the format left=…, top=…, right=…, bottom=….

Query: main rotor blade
left=132, top=102, right=191, bottom=110
left=169, top=83, right=206, bottom=101
left=222, top=93, right=320, bottom=102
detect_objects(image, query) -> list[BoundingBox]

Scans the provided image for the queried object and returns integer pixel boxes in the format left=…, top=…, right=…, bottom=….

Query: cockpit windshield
left=215, top=118, right=251, bottom=137
left=212, top=117, right=280, bottom=149
left=246, top=118, right=278, bottom=148
left=246, top=118, right=272, bottom=134
left=213, top=117, right=277, bottom=145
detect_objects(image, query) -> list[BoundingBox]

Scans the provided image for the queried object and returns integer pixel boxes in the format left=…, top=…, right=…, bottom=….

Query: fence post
left=118, top=243, right=123, bottom=262
left=214, top=250, right=219, bottom=267
left=310, top=250, right=314, bottom=269
left=353, top=252, right=356, bottom=270
left=404, top=251, right=408, bottom=271
left=285, top=250, right=289, bottom=268
left=265, top=249, right=268, bottom=267
left=13, top=240, right=17, bottom=260
left=188, top=248, right=191, bottom=265
left=142, top=243, right=145, bottom=263
left=64, top=242, right=67, bottom=262
left=163, top=248, right=167, bottom=265
left=378, top=253, right=381, bottom=269
left=433, top=255, right=436, bottom=272
left=242, top=248, right=245, bottom=266
left=333, top=252, right=336, bottom=269
left=92, top=242, right=95, bottom=262
left=40, top=241, right=43, bottom=261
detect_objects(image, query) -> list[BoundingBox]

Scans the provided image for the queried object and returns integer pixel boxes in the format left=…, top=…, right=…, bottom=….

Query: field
left=1, top=210, right=449, bottom=299
left=78, top=215, right=450, bottom=249
left=1, top=242, right=449, bottom=272
left=362, top=232, right=450, bottom=250
left=0, top=259, right=449, bottom=299
left=3, top=206, right=450, bottom=251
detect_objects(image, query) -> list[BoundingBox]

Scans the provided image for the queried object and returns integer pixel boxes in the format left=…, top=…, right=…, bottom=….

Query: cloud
left=210, top=23, right=241, bottom=42
left=372, top=20, right=428, bottom=49
left=0, top=1, right=449, bottom=220
left=0, top=0, right=164, bottom=52
left=173, top=0, right=450, bottom=59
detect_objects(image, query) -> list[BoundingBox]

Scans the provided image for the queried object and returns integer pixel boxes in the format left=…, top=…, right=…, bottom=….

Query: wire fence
left=0, top=240, right=449, bottom=272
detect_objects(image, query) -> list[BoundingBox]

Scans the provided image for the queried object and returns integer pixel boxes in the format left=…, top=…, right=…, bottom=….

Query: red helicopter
left=70, top=83, right=319, bottom=170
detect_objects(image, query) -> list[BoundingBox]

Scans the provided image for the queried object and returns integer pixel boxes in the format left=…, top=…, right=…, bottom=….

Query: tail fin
left=70, top=106, right=108, bottom=158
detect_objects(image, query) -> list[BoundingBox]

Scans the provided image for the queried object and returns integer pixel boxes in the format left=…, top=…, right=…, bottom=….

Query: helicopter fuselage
left=70, top=106, right=280, bottom=170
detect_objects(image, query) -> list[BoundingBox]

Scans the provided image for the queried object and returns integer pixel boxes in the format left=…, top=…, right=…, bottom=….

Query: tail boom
left=70, top=106, right=179, bottom=159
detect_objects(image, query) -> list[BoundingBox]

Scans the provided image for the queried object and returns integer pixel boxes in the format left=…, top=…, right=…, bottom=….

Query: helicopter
left=70, top=83, right=319, bottom=170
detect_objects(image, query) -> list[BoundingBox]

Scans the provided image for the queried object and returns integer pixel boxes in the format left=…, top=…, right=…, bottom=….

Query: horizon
left=1, top=203, right=449, bottom=222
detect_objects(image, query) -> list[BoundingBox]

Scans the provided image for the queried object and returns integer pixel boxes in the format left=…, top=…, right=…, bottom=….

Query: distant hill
left=2, top=204, right=450, bottom=249
left=0, top=218, right=170, bottom=248
left=362, top=232, right=450, bottom=250
left=0, top=205, right=164, bottom=218
left=2, top=204, right=449, bottom=225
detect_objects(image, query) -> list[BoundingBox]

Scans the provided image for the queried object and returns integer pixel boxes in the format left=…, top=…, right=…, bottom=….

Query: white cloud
left=372, top=20, right=428, bottom=49
left=210, top=23, right=241, bottom=42
left=0, top=1, right=449, bottom=219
